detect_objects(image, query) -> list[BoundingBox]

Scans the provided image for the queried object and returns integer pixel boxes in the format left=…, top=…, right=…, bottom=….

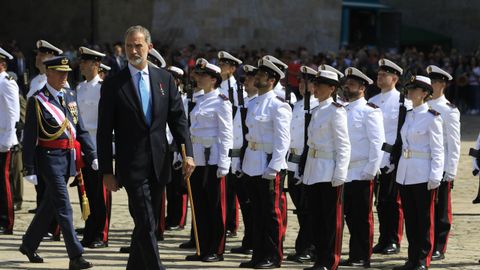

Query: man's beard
left=128, top=55, right=143, bottom=66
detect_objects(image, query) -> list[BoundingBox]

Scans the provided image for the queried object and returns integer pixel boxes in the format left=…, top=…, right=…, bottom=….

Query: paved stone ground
left=1, top=116, right=480, bottom=270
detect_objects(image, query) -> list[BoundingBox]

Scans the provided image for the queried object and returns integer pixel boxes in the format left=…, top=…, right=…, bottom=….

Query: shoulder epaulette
left=6, top=75, right=14, bottom=81
left=428, top=109, right=440, bottom=116
left=446, top=102, right=456, bottom=108
left=276, top=96, right=286, bottom=102
left=366, top=102, right=379, bottom=109
left=219, top=93, right=229, bottom=101
left=332, top=101, right=343, bottom=108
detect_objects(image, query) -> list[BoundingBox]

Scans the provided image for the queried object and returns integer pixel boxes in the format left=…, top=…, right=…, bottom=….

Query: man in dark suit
left=20, top=56, right=96, bottom=270
left=97, top=25, right=195, bottom=270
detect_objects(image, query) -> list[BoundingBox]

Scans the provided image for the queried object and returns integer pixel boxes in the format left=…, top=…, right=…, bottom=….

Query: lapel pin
left=160, top=82, right=165, bottom=95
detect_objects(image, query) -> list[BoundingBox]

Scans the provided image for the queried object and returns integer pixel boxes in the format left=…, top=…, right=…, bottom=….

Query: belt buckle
left=251, top=142, right=257, bottom=151
left=403, top=149, right=410, bottom=159
left=312, top=149, right=318, bottom=158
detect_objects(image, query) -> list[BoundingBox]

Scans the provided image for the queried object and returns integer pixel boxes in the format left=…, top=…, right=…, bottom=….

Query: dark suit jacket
left=23, top=87, right=96, bottom=177
left=97, top=64, right=193, bottom=186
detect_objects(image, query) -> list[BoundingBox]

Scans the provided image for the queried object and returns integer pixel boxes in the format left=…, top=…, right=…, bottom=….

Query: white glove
left=360, top=172, right=376, bottom=180
left=231, top=158, right=241, bottom=175
left=23, top=175, right=38, bottom=185
left=332, top=178, right=344, bottom=187
left=0, top=144, right=10, bottom=152
left=385, top=163, right=395, bottom=174
left=172, top=152, right=183, bottom=170
left=427, top=180, right=441, bottom=190
left=91, top=159, right=99, bottom=171
left=216, top=167, right=229, bottom=178
left=442, top=173, right=455, bottom=182
left=262, top=167, right=277, bottom=180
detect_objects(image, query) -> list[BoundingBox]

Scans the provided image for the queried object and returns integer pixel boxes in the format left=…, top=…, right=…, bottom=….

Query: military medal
left=68, top=102, right=79, bottom=124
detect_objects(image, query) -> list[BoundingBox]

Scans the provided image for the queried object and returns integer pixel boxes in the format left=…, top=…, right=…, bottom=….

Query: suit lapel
left=119, top=67, right=149, bottom=126
left=149, top=65, right=163, bottom=127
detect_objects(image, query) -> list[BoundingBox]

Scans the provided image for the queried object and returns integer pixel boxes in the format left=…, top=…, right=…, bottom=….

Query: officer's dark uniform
left=20, top=57, right=96, bottom=267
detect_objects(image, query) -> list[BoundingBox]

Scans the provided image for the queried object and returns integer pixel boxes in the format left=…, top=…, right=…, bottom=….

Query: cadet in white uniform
left=340, top=67, right=384, bottom=268
left=286, top=65, right=318, bottom=263
left=27, top=40, right=64, bottom=98
left=301, top=70, right=350, bottom=270
left=217, top=51, right=244, bottom=237
left=393, top=76, right=444, bottom=270
left=240, top=59, right=291, bottom=269
left=0, top=47, right=20, bottom=234
left=263, top=55, right=297, bottom=105
left=75, top=47, right=111, bottom=249
left=185, top=58, right=233, bottom=262
left=230, top=64, right=258, bottom=255
left=369, top=58, right=410, bottom=255
left=426, top=65, right=461, bottom=261
left=472, top=132, right=480, bottom=204
left=148, top=48, right=166, bottom=69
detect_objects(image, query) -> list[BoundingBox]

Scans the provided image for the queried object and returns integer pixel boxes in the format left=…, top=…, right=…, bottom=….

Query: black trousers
left=0, top=151, right=14, bottom=232
left=399, top=183, right=436, bottom=268
left=190, top=165, right=226, bottom=256
left=287, top=170, right=313, bottom=255
left=307, top=182, right=343, bottom=270
left=78, top=166, right=112, bottom=244
left=249, top=175, right=284, bottom=265
left=344, top=180, right=374, bottom=261
left=434, top=180, right=453, bottom=254
left=125, top=178, right=165, bottom=270
left=166, top=166, right=187, bottom=228
left=375, top=171, right=403, bottom=246
left=235, top=172, right=253, bottom=249
left=226, top=172, right=239, bottom=233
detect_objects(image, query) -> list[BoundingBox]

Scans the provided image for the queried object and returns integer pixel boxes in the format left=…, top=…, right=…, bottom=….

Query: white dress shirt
left=302, top=97, right=351, bottom=185
left=368, top=88, right=412, bottom=168
left=396, top=103, right=444, bottom=185
left=190, top=88, right=233, bottom=170
left=474, top=132, right=480, bottom=172
left=242, top=90, right=292, bottom=176
left=128, top=63, right=151, bottom=98
left=427, top=95, right=461, bottom=178
left=345, top=97, right=385, bottom=182
left=76, top=75, right=102, bottom=146
left=0, top=71, right=20, bottom=149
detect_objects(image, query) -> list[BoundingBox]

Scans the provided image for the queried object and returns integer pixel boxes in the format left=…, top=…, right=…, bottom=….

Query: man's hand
left=103, top=174, right=120, bottom=192
left=427, top=180, right=440, bottom=190
left=385, top=163, right=395, bottom=174
left=332, top=178, right=344, bottom=187
left=442, top=172, right=455, bottom=182
left=183, top=157, right=195, bottom=180
left=0, top=144, right=10, bottom=153
left=23, top=175, right=38, bottom=185
left=262, top=167, right=277, bottom=180
left=91, top=159, right=99, bottom=171
left=216, top=167, right=229, bottom=178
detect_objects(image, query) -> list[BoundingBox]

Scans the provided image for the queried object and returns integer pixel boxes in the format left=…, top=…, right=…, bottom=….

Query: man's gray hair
left=124, top=25, right=152, bottom=44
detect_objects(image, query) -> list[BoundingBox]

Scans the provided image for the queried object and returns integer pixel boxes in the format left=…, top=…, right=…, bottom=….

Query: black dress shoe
left=431, top=250, right=445, bottom=261
left=88, top=241, right=108, bottom=249
left=50, top=234, right=61, bottom=241
left=202, top=254, right=224, bottom=262
left=75, top=228, right=84, bottom=235
left=185, top=254, right=203, bottom=261
left=231, top=246, right=253, bottom=254
left=28, top=208, right=37, bottom=214
left=339, top=258, right=370, bottom=268
left=14, top=203, right=22, bottom=211
left=69, top=256, right=93, bottom=270
left=372, top=243, right=386, bottom=254
left=157, top=235, right=164, bottom=241
left=254, top=259, right=280, bottom=269
left=286, top=253, right=313, bottom=263
left=0, top=226, right=12, bottom=235
left=119, top=246, right=130, bottom=253
left=412, top=266, right=427, bottom=270
left=473, top=196, right=480, bottom=204
left=179, top=240, right=195, bottom=249
left=240, top=260, right=259, bottom=268
left=19, top=245, right=43, bottom=263
left=304, top=265, right=328, bottom=270
left=166, top=225, right=184, bottom=231
left=383, top=243, right=400, bottom=254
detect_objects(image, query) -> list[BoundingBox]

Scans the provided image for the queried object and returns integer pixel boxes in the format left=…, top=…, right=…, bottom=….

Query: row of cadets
left=0, top=47, right=21, bottom=234
left=285, top=65, right=318, bottom=263
left=217, top=50, right=244, bottom=238
left=75, top=46, right=111, bottom=249
left=239, top=58, right=292, bottom=269
left=185, top=58, right=233, bottom=262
